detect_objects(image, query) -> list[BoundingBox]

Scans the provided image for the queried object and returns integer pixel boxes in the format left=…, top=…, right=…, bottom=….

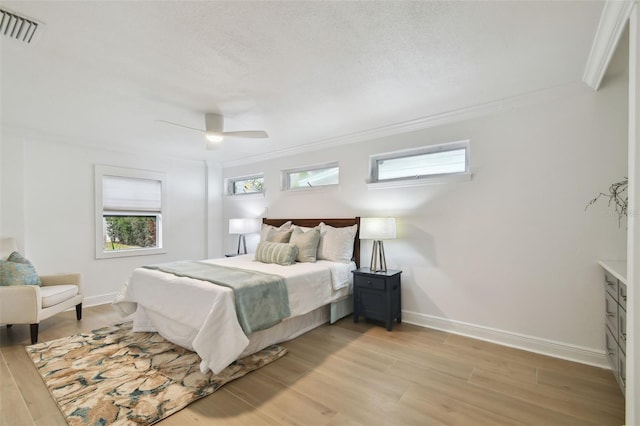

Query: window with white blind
left=368, top=140, right=471, bottom=187
left=94, top=165, right=166, bottom=259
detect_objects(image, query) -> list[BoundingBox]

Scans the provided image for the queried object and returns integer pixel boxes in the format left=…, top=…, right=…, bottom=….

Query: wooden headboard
left=262, top=217, right=361, bottom=268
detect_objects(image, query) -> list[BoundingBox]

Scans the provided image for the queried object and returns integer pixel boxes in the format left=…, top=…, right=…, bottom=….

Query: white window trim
left=225, top=173, right=265, bottom=197
left=367, top=140, right=472, bottom=189
left=94, top=165, right=167, bottom=259
left=282, top=161, right=340, bottom=191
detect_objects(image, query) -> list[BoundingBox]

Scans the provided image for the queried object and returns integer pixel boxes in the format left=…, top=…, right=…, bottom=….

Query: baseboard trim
left=402, top=310, right=609, bottom=369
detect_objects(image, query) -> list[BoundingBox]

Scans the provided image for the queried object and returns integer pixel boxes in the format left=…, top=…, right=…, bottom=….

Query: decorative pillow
left=266, top=228, right=293, bottom=243
left=316, top=223, right=358, bottom=263
left=260, top=221, right=292, bottom=242
left=255, top=241, right=299, bottom=266
left=0, top=251, right=41, bottom=286
left=289, top=226, right=321, bottom=263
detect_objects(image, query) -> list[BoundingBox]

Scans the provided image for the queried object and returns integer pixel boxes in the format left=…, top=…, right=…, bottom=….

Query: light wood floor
left=0, top=305, right=625, bottom=425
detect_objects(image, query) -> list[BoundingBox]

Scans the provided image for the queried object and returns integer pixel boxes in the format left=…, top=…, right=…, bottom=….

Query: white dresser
left=599, top=260, right=627, bottom=395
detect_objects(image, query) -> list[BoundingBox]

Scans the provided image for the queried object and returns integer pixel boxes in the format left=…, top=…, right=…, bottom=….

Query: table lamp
left=229, top=218, right=261, bottom=255
left=359, top=217, right=397, bottom=272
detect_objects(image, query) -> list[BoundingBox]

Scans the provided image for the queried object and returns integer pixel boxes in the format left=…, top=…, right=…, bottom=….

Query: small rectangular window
left=227, top=174, right=264, bottom=195
left=370, top=141, right=470, bottom=185
left=95, top=165, right=166, bottom=259
left=283, top=162, right=339, bottom=190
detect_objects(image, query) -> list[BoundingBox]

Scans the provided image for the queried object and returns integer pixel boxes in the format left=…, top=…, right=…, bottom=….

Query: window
left=95, top=165, right=166, bottom=259
left=369, top=140, right=470, bottom=186
left=226, top=174, right=264, bottom=196
left=283, top=162, right=339, bottom=190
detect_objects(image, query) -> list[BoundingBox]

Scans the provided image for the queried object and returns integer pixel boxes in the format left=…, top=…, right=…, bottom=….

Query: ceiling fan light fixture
left=205, top=131, right=224, bottom=143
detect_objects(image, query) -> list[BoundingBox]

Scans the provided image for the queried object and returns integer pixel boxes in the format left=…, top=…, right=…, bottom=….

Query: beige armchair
left=0, top=238, right=83, bottom=344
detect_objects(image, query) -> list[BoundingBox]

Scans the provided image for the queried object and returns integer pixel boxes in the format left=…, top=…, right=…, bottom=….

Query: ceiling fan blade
left=223, top=130, right=269, bottom=139
left=156, top=120, right=205, bottom=133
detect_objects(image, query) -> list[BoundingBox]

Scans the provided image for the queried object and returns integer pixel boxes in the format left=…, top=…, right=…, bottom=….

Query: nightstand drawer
left=355, top=276, right=386, bottom=291
left=358, top=289, right=387, bottom=320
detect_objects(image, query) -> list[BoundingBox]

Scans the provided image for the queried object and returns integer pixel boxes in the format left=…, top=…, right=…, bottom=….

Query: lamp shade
left=229, top=218, right=261, bottom=235
left=359, top=217, right=397, bottom=240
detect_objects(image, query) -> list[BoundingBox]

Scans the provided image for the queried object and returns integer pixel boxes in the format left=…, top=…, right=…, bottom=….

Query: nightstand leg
left=397, top=313, right=402, bottom=323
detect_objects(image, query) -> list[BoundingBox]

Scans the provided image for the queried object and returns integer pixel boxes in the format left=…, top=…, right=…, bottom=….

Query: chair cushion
left=0, top=252, right=41, bottom=286
left=40, top=285, right=79, bottom=308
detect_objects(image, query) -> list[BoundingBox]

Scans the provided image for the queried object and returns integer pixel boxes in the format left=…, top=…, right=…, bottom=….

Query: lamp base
left=236, top=234, right=247, bottom=255
left=369, top=240, right=387, bottom=272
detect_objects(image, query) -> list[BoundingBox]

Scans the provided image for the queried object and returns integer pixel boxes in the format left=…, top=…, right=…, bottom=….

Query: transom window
left=227, top=174, right=264, bottom=195
left=95, top=165, right=166, bottom=259
left=283, top=162, right=339, bottom=190
left=369, top=141, right=470, bottom=184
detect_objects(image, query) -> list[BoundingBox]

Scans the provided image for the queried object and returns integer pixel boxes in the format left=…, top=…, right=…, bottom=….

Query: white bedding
left=114, top=254, right=354, bottom=373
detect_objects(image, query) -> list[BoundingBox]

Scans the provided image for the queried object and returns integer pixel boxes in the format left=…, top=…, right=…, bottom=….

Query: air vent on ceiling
left=0, top=8, right=41, bottom=44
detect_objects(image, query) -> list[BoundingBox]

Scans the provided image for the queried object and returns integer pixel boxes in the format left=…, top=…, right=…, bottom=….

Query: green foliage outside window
left=104, top=216, right=157, bottom=250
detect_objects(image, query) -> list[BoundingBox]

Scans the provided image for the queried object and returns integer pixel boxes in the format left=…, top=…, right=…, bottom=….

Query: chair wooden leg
left=30, top=324, right=39, bottom=344
left=76, top=303, right=82, bottom=320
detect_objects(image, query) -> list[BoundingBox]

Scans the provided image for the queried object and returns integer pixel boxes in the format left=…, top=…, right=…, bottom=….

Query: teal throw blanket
left=143, top=261, right=290, bottom=335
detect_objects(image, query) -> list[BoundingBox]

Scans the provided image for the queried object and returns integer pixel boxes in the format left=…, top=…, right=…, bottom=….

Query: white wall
left=220, top=78, right=628, bottom=364
left=1, top=133, right=207, bottom=305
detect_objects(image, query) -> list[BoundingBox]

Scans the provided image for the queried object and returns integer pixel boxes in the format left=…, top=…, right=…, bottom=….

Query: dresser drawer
left=605, top=326, right=618, bottom=375
left=618, top=306, right=626, bottom=355
left=618, top=348, right=626, bottom=395
left=604, top=271, right=618, bottom=299
left=605, top=290, right=618, bottom=336
left=618, top=282, right=627, bottom=310
left=355, top=276, right=386, bottom=291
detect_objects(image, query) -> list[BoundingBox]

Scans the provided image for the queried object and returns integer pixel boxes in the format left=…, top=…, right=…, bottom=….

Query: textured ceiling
left=1, top=1, right=603, bottom=164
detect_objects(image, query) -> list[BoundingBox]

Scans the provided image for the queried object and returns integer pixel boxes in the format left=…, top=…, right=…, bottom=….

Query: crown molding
left=222, top=81, right=588, bottom=168
left=583, top=0, right=635, bottom=91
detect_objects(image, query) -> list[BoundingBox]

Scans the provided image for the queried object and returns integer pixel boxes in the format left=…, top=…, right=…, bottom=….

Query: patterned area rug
left=26, top=322, right=287, bottom=425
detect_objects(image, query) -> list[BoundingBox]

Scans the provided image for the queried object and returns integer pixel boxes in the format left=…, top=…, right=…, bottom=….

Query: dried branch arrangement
left=585, top=177, right=628, bottom=226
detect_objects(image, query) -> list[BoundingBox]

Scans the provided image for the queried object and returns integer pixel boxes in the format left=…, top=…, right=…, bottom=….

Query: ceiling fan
left=158, top=113, right=269, bottom=149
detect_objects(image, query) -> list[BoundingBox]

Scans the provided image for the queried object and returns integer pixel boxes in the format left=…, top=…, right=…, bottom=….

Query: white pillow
left=260, top=221, right=292, bottom=242
left=316, top=222, right=358, bottom=263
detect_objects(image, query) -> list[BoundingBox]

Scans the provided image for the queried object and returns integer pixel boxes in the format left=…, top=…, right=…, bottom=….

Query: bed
left=113, top=217, right=360, bottom=374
